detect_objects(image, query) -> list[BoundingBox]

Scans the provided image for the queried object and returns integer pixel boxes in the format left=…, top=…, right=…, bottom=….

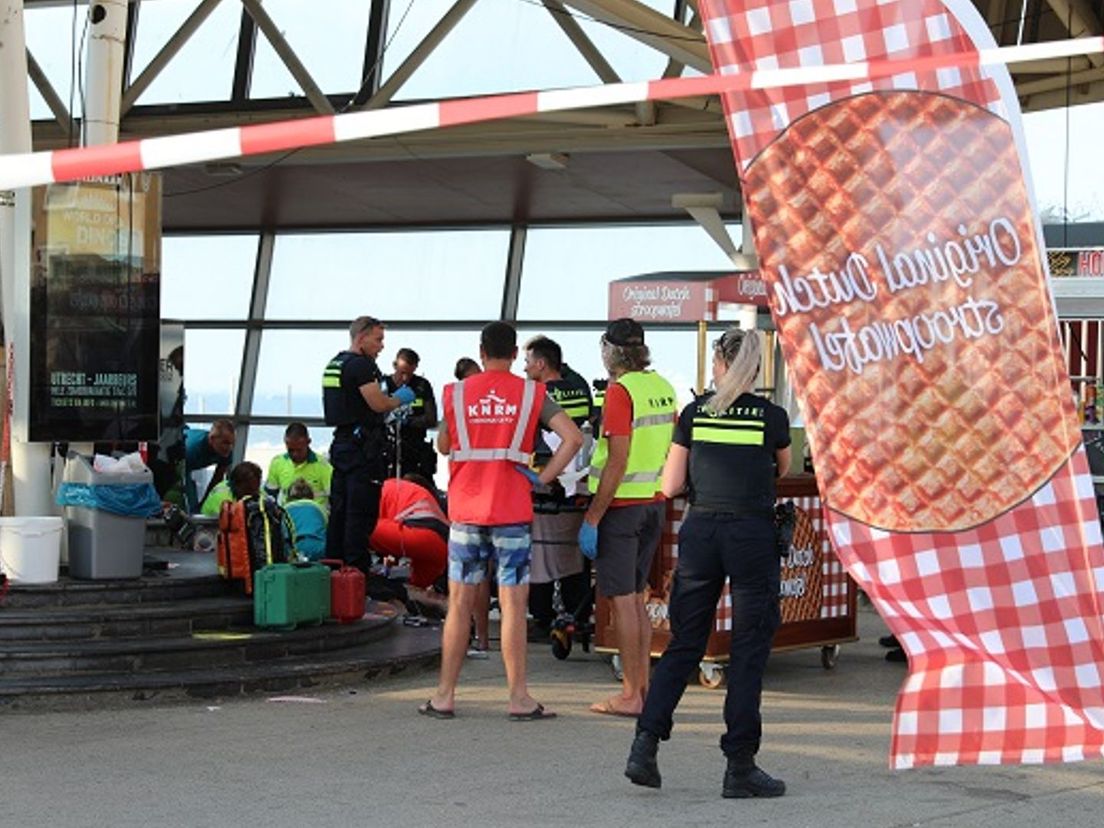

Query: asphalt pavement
left=2, top=604, right=1102, bottom=828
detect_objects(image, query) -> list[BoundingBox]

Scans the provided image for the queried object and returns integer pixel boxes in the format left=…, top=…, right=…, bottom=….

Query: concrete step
left=0, top=612, right=396, bottom=676
left=0, top=597, right=255, bottom=642
left=1, top=572, right=230, bottom=610
left=0, top=623, right=441, bottom=709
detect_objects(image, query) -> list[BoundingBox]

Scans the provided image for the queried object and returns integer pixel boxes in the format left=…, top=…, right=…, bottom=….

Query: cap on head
left=604, top=318, right=645, bottom=347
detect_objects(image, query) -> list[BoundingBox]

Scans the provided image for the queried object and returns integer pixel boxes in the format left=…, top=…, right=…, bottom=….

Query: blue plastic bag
left=56, top=482, right=163, bottom=518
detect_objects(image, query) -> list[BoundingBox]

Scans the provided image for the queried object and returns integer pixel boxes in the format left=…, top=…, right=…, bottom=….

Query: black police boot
left=722, top=756, right=786, bottom=799
left=625, top=728, right=662, bottom=789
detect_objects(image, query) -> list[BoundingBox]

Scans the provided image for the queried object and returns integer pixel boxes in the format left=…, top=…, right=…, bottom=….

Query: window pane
left=385, top=0, right=668, bottom=100
left=517, top=224, right=742, bottom=321
left=182, top=329, right=245, bottom=417
left=250, top=0, right=370, bottom=99
left=24, top=3, right=85, bottom=123
left=251, top=329, right=349, bottom=417
left=162, top=235, right=257, bottom=320
left=1024, top=102, right=1104, bottom=222
left=266, top=231, right=508, bottom=320
left=132, top=0, right=241, bottom=104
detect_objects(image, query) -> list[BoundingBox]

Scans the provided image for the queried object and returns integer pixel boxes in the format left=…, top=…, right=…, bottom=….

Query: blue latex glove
left=578, top=521, right=599, bottom=560
left=516, top=465, right=541, bottom=487
left=392, top=385, right=416, bottom=405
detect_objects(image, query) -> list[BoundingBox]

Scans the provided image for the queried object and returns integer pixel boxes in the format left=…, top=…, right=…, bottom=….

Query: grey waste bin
left=65, top=454, right=150, bottom=579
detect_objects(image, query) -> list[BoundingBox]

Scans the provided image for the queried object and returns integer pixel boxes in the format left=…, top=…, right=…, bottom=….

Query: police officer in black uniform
left=381, top=347, right=438, bottom=479
left=625, top=327, right=791, bottom=800
left=323, top=316, right=415, bottom=572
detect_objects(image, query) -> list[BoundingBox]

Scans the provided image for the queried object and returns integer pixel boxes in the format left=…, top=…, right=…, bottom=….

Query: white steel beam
left=121, top=0, right=223, bottom=114
left=241, top=0, right=335, bottom=115
left=543, top=0, right=622, bottom=84
left=1044, top=0, right=1104, bottom=67
left=363, top=0, right=479, bottom=110
left=559, top=0, right=711, bottom=74
left=26, top=48, right=71, bottom=135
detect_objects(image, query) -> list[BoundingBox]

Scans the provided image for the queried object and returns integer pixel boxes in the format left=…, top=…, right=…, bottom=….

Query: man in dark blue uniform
left=625, top=327, right=791, bottom=799
left=382, top=347, right=438, bottom=480
left=322, top=316, right=415, bottom=573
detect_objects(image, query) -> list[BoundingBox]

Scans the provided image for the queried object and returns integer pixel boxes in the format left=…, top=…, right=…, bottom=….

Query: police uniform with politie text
left=322, top=316, right=416, bottom=574
left=626, top=326, right=790, bottom=800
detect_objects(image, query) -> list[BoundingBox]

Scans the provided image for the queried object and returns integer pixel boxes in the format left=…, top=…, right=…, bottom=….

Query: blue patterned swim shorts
left=448, top=522, right=532, bottom=586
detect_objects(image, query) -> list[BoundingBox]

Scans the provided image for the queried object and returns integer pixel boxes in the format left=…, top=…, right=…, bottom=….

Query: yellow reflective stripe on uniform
left=691, top=419, right=764, bottom=429
left=691, top=426, right=764, bottom=445
left=322, top=363, right=343, bottom=388
left=561, top=403, right=590, bottom=418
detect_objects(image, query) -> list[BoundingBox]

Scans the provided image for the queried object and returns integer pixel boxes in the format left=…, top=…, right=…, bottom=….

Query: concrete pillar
left=0, top=0, right=53, bottom=517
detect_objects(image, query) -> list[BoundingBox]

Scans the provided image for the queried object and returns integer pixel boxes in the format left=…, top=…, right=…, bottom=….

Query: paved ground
left=2, top=604, right=1102, bottom=828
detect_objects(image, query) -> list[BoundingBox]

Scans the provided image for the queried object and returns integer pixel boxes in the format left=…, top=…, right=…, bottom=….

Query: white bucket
left=0, top=517, right=64, bottom=584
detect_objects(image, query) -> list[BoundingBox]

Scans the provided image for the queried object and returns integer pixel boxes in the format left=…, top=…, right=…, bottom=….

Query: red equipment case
left=321, top=559, right=366, bottom=624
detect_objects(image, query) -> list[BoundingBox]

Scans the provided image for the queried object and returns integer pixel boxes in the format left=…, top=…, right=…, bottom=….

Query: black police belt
left=687, top=504, right=773, bottom=520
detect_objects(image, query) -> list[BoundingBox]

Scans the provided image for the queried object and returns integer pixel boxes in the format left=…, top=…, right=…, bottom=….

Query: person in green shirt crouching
left=265, top=422, right=333, bottom=510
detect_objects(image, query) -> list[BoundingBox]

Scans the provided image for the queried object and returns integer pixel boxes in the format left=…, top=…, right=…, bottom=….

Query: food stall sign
left=607, top=271, right=769, bottom=322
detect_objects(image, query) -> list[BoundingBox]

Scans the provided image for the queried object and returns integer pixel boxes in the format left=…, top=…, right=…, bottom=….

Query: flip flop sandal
left=589, top=699, right=639, bottom=718
left=418, top=700, right=455, bottom=719
left=508, top=703, right=557, bottom=722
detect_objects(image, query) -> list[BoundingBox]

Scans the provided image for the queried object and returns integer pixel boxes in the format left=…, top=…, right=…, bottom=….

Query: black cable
left=515, top=0, right=705, bottom=43
left=68, top=0, right=79, bottom=147
left=164, top=0, right=418, bottom=199
left=76, top=6, right=90, bottom=146
left=1061, top=2, right=1074, bottom=248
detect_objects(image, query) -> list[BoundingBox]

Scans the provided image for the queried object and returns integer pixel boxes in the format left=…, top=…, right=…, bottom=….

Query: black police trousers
left=637, top=510, right=780, bottom=760
left=325, top=439, right=381, bottom=573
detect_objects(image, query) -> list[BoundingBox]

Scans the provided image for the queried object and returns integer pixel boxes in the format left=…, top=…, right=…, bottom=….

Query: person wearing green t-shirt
left=264, top=422, right=333, bottom=510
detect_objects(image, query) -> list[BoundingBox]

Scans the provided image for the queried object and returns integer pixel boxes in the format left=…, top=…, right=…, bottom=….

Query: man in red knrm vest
left=419, top=322, right=582, bottom=721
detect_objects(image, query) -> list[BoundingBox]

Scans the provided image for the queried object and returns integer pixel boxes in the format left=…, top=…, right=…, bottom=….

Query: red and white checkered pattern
left=830, top=452, right=1104, bottom=767
left=700, top=0, right=1001, bottom=168
left=699, top=0, right=1104, bottom=768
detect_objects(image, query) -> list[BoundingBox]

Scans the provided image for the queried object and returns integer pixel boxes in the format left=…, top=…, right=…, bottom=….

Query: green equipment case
left=253, top=563, right=331, bottom=630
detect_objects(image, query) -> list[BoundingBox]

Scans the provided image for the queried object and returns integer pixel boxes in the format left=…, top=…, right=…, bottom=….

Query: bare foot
left=589, top=695, right=642, bottom=717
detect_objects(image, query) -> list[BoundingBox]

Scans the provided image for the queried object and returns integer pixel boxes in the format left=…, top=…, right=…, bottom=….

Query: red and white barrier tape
left=1, top=36, right=1099, bottom=191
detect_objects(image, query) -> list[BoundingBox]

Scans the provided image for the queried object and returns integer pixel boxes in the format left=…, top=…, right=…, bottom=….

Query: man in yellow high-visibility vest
left=579, top=318, right=676, bottom=717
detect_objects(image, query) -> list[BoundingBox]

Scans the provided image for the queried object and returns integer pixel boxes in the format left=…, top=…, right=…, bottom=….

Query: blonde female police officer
left=624, top=327, right=791, bottom=800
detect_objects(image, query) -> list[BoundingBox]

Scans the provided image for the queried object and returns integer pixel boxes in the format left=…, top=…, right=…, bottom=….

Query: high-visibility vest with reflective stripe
left=588, top=371, right=676, bottom=499
left=444, top=371, right=544, bottom=526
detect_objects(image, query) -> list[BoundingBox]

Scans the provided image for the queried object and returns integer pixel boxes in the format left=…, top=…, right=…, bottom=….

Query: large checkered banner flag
left=698, top=0, right=1104, bottom=768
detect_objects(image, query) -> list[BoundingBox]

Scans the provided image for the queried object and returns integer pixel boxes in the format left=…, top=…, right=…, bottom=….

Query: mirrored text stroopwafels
left=745, top=91, right=1079, bottom=532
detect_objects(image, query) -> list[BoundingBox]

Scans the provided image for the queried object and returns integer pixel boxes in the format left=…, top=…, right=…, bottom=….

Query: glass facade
left=165, top=221, right=730, bottom=460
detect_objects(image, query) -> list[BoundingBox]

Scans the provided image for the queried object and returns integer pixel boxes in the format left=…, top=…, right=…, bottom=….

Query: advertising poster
left=29, top=174, right=162, bottom=442
left=700, top=0, right=1104, bottom=767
